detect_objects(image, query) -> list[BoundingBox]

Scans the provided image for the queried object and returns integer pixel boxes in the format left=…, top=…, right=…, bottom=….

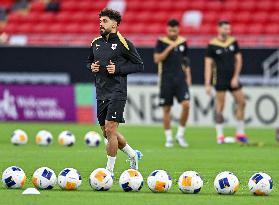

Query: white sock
left=216, top=123, right=224, bottom=137
left=236, top=120, right=245, bottom=135
left=106, top=155, right=116, bottom=173
left=121, top=144, right=136, bottom=158
left=165, top=129, right=173, bottom=142
left=176, top=125, right=185, bottom=138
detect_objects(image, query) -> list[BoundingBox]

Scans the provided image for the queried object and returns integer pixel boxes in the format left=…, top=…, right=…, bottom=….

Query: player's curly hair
left=99, top=8, right=122, bottom=25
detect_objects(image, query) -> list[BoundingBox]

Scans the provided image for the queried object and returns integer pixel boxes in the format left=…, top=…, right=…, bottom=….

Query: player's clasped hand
left=230, top=77, right=239, bottom=88
left=91, top=61, right=100, bottom=73
left=106, top=60, right=116, bottom=74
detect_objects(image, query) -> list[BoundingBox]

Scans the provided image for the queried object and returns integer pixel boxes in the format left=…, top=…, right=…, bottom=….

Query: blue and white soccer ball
left=11, top=129, right=28, bottom=145
left=32, top=167, right=57, bottom=189
left=58, top=131, right=76, bottom=146
left=214, top=171, right=239, bottom=195
left=84, top=131, right=102, bottom=147
left=58, top=168, right=82, bottom=190
left=119, top=169, right=144, bottom=192
left=89, top=168, right=113, bottom=191
left=248, top=172, right=273, bottom=196
left=2, top=166, right=26, bottom=189
left=36, top=130, right=53, bottom=146
left=147, top=170, right=172, bottom=193
left=178, top=171, right=203, bottom=194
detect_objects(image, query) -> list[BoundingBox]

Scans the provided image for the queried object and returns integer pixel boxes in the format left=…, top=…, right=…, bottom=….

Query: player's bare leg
left=215, top=91, right=226, bottom=144
left=176, top=100, right=190, bottom=148
left=232, top=89, right=248, bottom=143
left=116, top=132, right=141, bottom=170
left=163, top=106, right=173, bottom=147
left=104, top=121, right=118, bottom=175
left=101, top=124, right=141, bottom=171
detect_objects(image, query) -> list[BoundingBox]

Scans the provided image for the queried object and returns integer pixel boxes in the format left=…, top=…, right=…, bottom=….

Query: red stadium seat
left=232, top=24, right=247, bottom=35
left=239, top=1, right=255, bottom=11
left=32, top=24, right=49, bottom=34
left=265, top=24, right=279, bottom=35
left=234, top=12, right=251, bottom=23
left=247, top=24, right=264, bottom=34
left=30, top=1, right=45, bottom=12
left=1, top=0, right=278, bottom=46
left=252, top=12, right=268, bottom=23
left=47, top=23, right=65, bottom=34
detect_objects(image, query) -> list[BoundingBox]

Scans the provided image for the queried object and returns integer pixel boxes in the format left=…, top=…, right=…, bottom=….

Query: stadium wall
left=0, top=46, right=278, bottom=85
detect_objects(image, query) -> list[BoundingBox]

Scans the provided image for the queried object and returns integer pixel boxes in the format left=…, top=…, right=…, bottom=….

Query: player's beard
left=168, top=35, right=178, bottom=41
left=221, top=33, right=228, bottom=39
left=100, top=27, right=111, bottom=37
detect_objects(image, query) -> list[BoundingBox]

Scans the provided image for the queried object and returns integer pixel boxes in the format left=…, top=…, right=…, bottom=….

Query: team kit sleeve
left=154, top=40, right=165, bottom=53
left=115, top=40, right=144, bottom=75
left=233, top=40, right=241, bottom=54
left=205, top=44, right=214, bottom=58
left=182, top=42, right=190, bottom=67
left=86, top=45, right=94, bottom=70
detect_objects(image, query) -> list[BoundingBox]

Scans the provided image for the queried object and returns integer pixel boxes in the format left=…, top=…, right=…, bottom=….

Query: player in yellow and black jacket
left=87, top=8, right=144, bottom=176
left=154, top=19, right=192, bottom=148
left=204, top=20, right=248, bottom=144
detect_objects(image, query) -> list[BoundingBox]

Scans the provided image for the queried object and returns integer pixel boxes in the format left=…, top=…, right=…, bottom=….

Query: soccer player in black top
left=87, top=8, right=144, bottom=175
left=204, top=21, right=248, bottom=144
left=154, top=19, right=192, bottom=148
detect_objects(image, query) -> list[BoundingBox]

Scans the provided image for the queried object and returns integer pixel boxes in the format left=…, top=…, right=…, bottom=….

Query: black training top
left=154, top=36, right=189, bottom=77
left=205, top=36, right=240, bottom=83
left=87, top=32, right=144, bottom=100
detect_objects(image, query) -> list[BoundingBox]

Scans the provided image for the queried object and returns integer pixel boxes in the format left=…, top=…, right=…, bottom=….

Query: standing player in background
left=204, top=21, right=248, bottom=144
left=154, top=19, right=192, bottom=148
left=87, top=8, right=144, bottom=176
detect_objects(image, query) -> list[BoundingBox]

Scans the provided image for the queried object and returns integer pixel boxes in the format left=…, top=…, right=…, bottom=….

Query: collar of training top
left=102, top=32, right=118, bottom=41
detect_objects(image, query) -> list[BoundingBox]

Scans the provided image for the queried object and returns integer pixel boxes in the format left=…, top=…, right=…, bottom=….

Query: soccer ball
left=2, top=166, right=26, bottom=189
left=178, top=171, right=203, bottom=194
left=36, top=130, right=53, bottom=146
left=58, top=131, right=76, bottom=146
left=11, top=129, right=28, bottom=145
left=147, top=170, right=172, bottom=192
left=214, top=171, right=239, bottom=195
left=248, top=172, right=273, bottom=196
left=89, top=168, right=113, bottom=191
left=32, top=167, right=57, bottom=189
left=84, top=131, right=102, bottom=147
left=119, top=169, right=144, bottom=192
left=57, top=168, right=82, bottom=190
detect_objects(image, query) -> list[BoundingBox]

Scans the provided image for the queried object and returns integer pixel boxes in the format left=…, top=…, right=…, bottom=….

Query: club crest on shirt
left=111, top=44, right=117, bottom=50
left=229, top=45, right=235, bottom=51
left=179, top=45, right=185, bottom=52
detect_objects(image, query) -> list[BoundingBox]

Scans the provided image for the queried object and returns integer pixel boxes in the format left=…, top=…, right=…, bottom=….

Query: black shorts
left=159, top=77, right=190, bottom=106
left=214, top=83, right=242, bottom=92
left=97, top=99, right=126, bottom=126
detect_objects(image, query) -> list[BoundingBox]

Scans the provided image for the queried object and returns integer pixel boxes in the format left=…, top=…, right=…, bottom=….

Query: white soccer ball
left=119, top=169, right=144, bottom=192
left=32, top=167, right=57, bottom=189
left=36, top=130, right=53, bottom=146
left=11, top=129, right=28, bottom=145
left=214, top=171, right=239, bottom=195
left=2, top=166, right=26, bottom=189
left=178, top=171, right=203, bottom=194
left=89, top=168, right=113, bottom=191
left=58, top=168, right=82, bottom=190
left=84, top=131, right=102, bottom=147
left=58, top=131, right=76, bottom=146
left=248, top=172, right=273, bottom=196
left=147, top=170, right=172, bottom=192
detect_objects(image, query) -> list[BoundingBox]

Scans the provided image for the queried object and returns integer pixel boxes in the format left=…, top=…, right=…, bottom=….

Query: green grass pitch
left=0, top=122, right=278, bottom=205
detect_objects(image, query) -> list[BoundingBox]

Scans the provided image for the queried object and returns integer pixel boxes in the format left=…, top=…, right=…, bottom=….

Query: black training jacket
left=87, top=32, right=144, bottom=100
